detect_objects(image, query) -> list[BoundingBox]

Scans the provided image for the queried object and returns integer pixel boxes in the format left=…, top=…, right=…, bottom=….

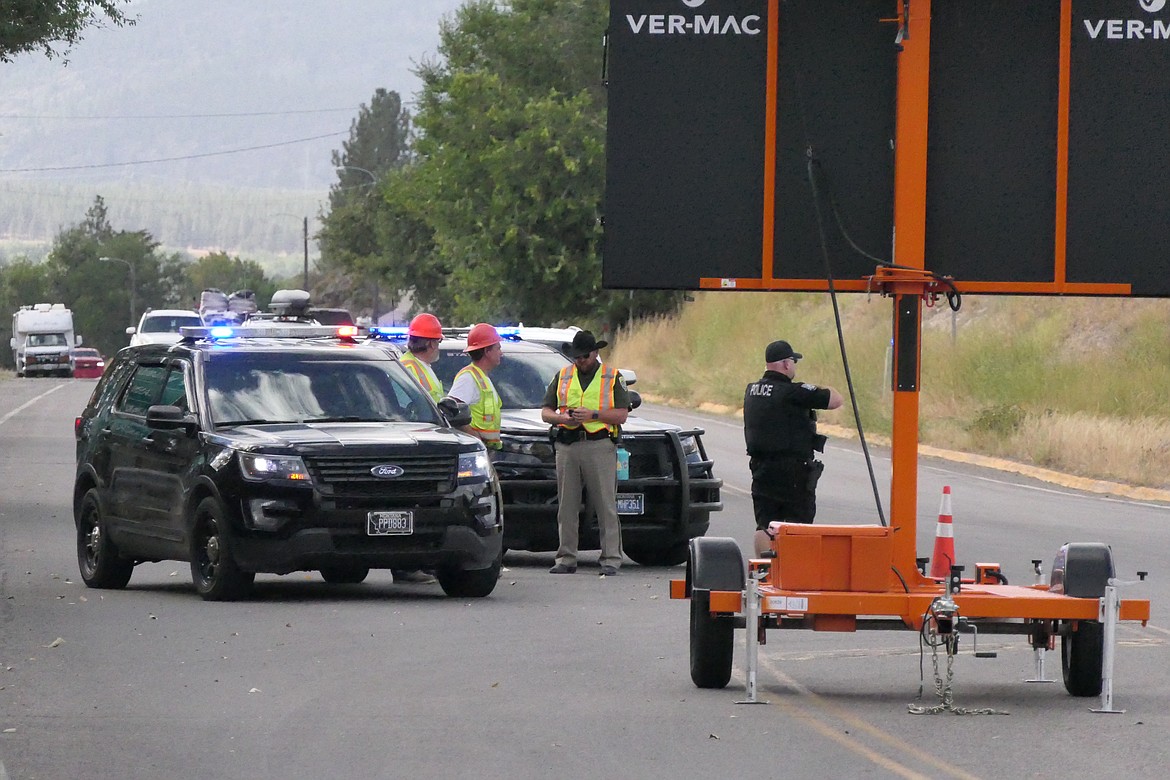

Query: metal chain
left=909, top=634, right=1010, bottom=716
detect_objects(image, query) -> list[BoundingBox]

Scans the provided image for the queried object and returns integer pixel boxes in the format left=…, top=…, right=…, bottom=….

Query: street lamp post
left=99, top=256, right=136, bottom=327
left=336, top=165, right=377, bottom=184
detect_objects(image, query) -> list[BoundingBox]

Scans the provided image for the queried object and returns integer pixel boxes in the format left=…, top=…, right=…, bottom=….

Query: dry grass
left=612, top=292, right=1170, bottom=489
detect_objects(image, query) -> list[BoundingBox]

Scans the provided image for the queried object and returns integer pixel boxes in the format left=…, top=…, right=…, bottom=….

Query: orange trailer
left=601, top=0, right=1158, bottom=711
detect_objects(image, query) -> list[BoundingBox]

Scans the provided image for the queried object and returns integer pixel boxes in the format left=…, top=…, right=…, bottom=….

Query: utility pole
left=302, top=216, right=309, bottom=291
left=100, top=256, right=136, bottom=327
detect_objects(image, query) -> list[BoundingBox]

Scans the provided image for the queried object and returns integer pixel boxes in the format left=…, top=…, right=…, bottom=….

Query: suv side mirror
left=146, top=405, right=197, bottom=434
left=619, top=368, right=637, bottom=386
left=628, top=390, right=642, bottom=412
left=126, top=326, right=136, bottom=336
left=436, top=396, right=472, bottom=428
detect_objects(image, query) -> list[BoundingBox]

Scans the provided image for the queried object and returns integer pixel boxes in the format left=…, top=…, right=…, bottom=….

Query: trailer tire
left=688, top=537, right=744, bottom=689
left=1052, top=543, right=1113, bottom=697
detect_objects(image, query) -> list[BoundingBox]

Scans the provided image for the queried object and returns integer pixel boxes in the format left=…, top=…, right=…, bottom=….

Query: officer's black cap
left=765, top=340, right=802, bottom=363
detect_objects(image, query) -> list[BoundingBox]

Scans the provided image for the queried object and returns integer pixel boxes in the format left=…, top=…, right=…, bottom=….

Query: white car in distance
left=127, top=309, right=204, bottom=347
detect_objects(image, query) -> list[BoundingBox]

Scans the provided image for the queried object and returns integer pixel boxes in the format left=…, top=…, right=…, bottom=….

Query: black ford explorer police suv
left=72, top=325, right=503, bottom=601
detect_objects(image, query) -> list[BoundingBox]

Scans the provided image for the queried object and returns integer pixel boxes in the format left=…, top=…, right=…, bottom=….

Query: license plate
left=367, top=511, right=413, bottom=535
left=616, top=493, right=644, bottom=515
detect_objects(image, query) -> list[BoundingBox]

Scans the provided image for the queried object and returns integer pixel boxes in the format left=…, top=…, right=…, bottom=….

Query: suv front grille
left=621, top=438, right=672, bottom=479
left=305, top=453, right=457, bottom=497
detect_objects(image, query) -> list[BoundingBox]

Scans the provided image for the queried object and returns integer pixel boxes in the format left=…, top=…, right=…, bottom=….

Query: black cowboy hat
left=562, top=330, right=609, bottom=358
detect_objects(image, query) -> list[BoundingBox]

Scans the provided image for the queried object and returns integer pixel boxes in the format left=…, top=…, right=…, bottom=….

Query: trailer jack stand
left=736, top=572, right=769, bottom=705
left=1091, top=582, right=1125, bottom=714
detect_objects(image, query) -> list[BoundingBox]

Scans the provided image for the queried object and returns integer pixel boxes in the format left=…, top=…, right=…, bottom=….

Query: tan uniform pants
left=553, top=438, right=624, bottom=568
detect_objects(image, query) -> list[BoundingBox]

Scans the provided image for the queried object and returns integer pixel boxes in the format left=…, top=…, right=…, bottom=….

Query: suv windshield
left=434, top=347, right=570, bottom=409
left=142, top=315, right=203, bottom=333
left=204, top=353, right=440, bottom=426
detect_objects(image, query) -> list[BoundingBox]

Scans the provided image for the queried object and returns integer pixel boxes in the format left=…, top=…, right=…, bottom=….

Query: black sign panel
left=1067, top=0, right=1170, bottom=295
left=773, top=1, right=896, bottom=282
left=604, top=0, right=769, bottom=288
left=925, top=1, right=1061, bottom=283
left=604, top=0, right=894, bottom=289
left=605, top=0, right=1170, bottom=296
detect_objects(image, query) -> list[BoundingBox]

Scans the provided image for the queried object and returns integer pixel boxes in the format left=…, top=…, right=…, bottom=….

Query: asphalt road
left=1, top=380, right=1167, bottom=780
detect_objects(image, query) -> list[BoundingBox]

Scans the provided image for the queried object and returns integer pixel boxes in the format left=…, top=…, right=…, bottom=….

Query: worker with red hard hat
left=449, top=323, right=504, bottom=449
left=400, top=313, right=444, bottom=403
left=387, top=312, right=449, bottom=586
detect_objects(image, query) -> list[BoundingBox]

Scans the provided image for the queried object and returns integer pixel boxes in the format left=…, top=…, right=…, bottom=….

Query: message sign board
left=604, top=0, right=1170, bottom=297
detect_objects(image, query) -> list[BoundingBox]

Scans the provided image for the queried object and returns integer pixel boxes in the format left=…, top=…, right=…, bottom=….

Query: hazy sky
left=0, top=1, right=468, bottom=190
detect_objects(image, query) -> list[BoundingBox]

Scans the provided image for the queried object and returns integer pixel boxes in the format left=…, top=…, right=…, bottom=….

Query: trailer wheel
left=1062, top=620, right=1104, bottom=697
left=1052, top=543, right=1114, bottom=697
left=688, top=537, right=745, bottom=689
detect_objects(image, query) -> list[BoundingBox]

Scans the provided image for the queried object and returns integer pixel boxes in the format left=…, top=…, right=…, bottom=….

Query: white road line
left=0, top=383, right=69, bottom=427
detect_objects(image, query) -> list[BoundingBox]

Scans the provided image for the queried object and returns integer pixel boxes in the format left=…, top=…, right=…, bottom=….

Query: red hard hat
left=408, top=312, right=443, bottom=339
left=465, top=323, right=501, bottom=351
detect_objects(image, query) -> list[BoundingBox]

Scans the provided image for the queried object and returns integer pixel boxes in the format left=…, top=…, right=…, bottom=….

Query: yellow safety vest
left=555, top=365, right=618, bottom=437
left=454, top=363, right=501, bottom=448
left=400, top=352, right=443, bottom=402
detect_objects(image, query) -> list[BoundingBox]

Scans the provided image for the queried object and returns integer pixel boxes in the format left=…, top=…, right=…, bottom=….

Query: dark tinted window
left=159, top=365, right=189, bottom=411
left=307, top=309, right=354, bottom=326
left=118, top=364, right=168, bottom=416
left=28, top=333, right=67, bottom=347
left=204, top=353, right=436, bottom=425
left=434, top=346, right=569, bottom=409
left=141, top=315, right=202, bottom=333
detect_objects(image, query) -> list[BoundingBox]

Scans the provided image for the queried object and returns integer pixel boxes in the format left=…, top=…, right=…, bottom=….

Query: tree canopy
left=318, top=0, right=679, bottom=331
left=0, top=0, right=134, bottom=63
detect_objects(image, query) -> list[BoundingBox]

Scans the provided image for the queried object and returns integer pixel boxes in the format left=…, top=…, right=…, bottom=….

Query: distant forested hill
left=0, top=179, right=322, bottom=277
left=0, top=0, right=463, bottom=263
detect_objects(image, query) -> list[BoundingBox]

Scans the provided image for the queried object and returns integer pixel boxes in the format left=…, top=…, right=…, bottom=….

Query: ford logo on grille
left=370, top=464, right=405, bottom=478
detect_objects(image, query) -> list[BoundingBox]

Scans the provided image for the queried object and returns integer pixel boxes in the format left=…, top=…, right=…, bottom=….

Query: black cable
left=806, top=152, right=887, bottom=527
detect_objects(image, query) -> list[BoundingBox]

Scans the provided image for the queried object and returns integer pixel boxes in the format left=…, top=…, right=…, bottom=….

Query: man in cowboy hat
left=540, top=330, right=630, bottom=576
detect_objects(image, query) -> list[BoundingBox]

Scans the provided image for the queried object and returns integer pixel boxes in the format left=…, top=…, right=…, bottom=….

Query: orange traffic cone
left=929, top=485, right=956, bottom=579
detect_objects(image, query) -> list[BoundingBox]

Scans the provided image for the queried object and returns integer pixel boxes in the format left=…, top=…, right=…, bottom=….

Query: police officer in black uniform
left=743, top=340, right=844, bottom=555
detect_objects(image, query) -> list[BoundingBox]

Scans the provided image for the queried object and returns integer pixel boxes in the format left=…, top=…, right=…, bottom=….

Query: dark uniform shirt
left=743, top=370, right=831, bottom=459
left=743, top=370, right=833, bottom=527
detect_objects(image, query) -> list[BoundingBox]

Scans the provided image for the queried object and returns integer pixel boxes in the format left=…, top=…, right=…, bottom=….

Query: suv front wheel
left=77, top=489, right=134, bottom=589
left=190, top=496, right=255, bottom=601
left=436, top=560, right=501, bottom=598
left=625, top=542, right=689, bottom=567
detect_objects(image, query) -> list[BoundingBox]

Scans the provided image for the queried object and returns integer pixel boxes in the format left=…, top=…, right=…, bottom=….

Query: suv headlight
left=457, top=450, right=492, bottom=484
left=680, top=435, right=701, bottom=460
left=497, top=437, right=555, bottom=466
left=238, top=452, right=311, bottom=483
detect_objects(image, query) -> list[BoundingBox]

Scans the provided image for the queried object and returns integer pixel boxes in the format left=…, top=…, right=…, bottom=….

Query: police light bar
left=179, top=325, right=354, bottom=341
left=369, top=326, right=410, bottom=339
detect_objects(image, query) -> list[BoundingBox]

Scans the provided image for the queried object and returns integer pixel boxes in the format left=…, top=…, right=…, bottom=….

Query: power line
left=0, top=108, right=361, bottom=120
left=0, top=132, right=348, bottom=173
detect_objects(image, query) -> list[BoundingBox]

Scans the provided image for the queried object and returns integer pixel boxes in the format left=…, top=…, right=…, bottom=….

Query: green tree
left=181, top=251, right=277, bottom=311
left=329, top=87, right=411, bottom=208
left=318, top=88, right=414, bottom=316
left=1, top=0, right=135, bottom=63
left=42, top=196, right=174, bottom=356
left=0, top=258, right=52, bottom=368
left=373, top=0, right=679, bottom=328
